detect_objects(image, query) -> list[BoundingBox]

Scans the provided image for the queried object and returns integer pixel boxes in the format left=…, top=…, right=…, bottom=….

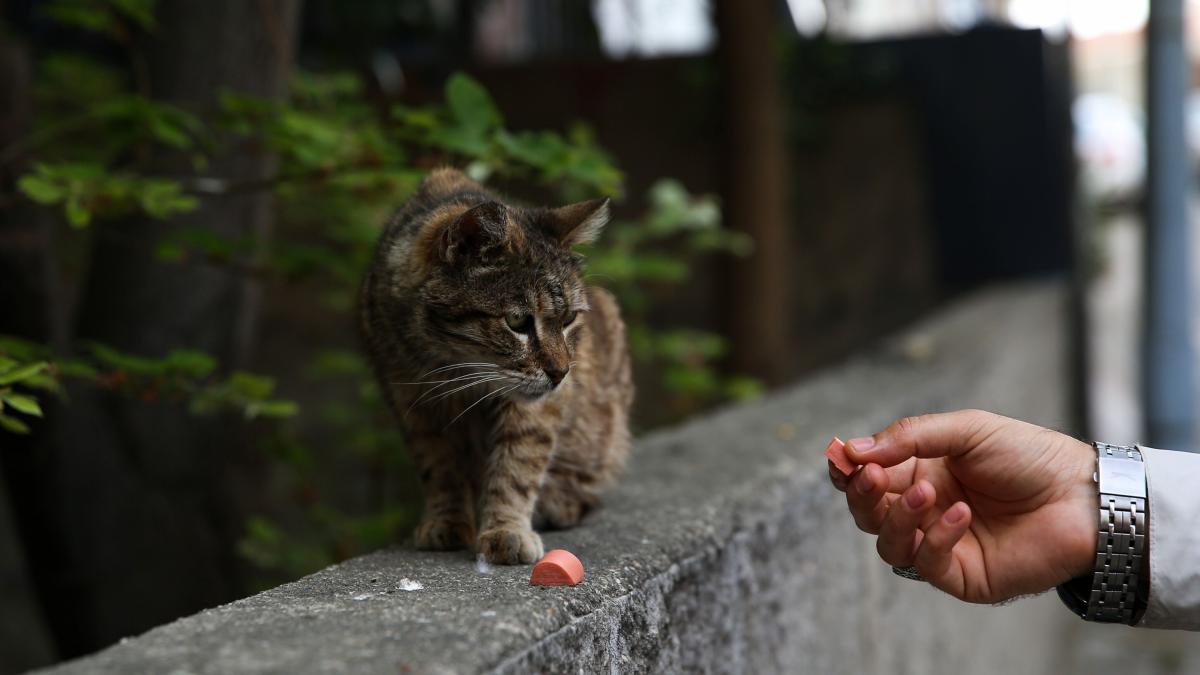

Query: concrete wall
left=39, top=282, right=1104, bottom=674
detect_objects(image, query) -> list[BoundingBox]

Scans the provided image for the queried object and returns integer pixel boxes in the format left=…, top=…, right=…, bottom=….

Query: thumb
left=844, top=409, right=998, bottom=468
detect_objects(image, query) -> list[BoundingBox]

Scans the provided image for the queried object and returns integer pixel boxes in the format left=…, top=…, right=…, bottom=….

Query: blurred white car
left=1073, top=93, right=1144, bottom=202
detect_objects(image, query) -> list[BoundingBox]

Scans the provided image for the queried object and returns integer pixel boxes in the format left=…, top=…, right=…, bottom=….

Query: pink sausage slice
left=824, top=436, right=857, bottom=476
left=531, top=549, right=585, bottom=586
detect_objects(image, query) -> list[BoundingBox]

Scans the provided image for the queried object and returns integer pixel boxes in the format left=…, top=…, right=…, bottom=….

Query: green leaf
left=58, top=360, right=99, bottom=379
left=154, top=240, right=187, bottom=262
left=148, top=116, right=192, bottom=149
left=290, top=70, right=362, bottom=103
left=249, top=400, right=299, bottom=419
left=495, top=129, right=565, bottom=168
left=19, top=373, right=62, bottom=394
left=0, top=335, right=47, bottom=361
left=17, top=175, right=66, bottom=204
left=163, top=350, right=217, bottom=377
left=37, top=52, right=125, bottom=107
left=110, top=0, right=157, bottom=31
left=43, top=0, right=157, bottom=37
left=64, top=196, right=91, bottom=228
left=0, top=362, right=49, bottom=385
left=0, top=413, right=31, bottom=434
left=87, top=343, right=164, bottom=374
left=391, top=105, right=440, bottom=129
left=43, top=1, right=117, bottom=34
left=660, top=330, right=727, bottom=361
left=723, top=376, right=764, bottom=401
left=1, top=393, right=43, bottom=417
left=228, top=372, right=276, bottom=399
left=306, top=350, right=367, bottom=378
left=444, top=73, right=502, bottom=133
left=662, top=365, right=718, bottom=396
left=138, top=180, right=198, bottom=218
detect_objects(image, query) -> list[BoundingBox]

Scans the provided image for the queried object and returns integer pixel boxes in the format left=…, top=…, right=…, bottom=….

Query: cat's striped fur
left=360, top=168, right=633, bottom=564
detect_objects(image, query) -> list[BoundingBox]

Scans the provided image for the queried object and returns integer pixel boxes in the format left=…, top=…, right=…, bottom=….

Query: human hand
left=828, top=409, right=1096, bottom=603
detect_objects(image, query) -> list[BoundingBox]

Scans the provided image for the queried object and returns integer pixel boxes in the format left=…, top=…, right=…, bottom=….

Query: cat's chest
left=429, top=391, right=562, bottom=459
left=427, top=394, right=504, bottom=457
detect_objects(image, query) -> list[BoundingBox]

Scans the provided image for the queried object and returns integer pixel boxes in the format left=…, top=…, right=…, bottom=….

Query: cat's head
left=413, top=196, right=610, bottom=400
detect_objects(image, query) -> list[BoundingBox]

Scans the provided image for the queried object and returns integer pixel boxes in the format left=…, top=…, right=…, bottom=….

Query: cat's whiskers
left=420, top=362, right=499, bottom=378
left=404, top=371, right=500, bottom=419
left=392, top=369, right=499, bottom=386
left=423, top=374, right=509, bottom=407
left=444, top=384, right=519, bottom=429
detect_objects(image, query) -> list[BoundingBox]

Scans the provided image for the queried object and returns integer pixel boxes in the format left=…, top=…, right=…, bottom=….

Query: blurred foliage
left=4, top=0, right=757, bottom=584
left=42, top=0, right=158, bottom=36
left=0, top=336, right=298, bottom=428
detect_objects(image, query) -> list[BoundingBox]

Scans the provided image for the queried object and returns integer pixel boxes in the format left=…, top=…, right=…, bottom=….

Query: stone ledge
left=41, top=281, right=1075, bottom=675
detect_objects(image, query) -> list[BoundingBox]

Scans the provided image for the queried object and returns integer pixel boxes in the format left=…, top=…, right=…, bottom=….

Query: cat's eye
left=562, top=310, right=578, bottom=327
left=505, top=313, right=534, bottom=334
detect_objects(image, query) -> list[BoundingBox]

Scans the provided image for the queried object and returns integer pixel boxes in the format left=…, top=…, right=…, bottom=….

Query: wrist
left=1057, top=442, right=1148, bottom=624
left=1065, top=438, right=1099, bottom=579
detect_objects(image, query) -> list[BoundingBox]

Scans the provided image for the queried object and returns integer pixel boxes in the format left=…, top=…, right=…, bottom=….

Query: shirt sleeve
left=1137, top=446, right=1200, bottom=630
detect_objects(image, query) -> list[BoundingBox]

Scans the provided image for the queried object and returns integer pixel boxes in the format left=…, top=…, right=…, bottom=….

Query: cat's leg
left=477, top=409, right=555, bottom=564
left=533, top=463, right=599, bottom=530
left=409, top=423, right=474, bottom=550
left=535, top=399, right=629, bottom=530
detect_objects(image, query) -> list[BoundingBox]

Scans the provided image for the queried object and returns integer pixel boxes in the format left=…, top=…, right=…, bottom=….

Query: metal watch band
left=1083, top=442, right=1147, bottom=624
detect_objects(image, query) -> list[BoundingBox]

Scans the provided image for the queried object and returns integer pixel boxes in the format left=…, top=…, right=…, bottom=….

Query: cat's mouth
left=512, top=383, right=553, bottom=401
left=507, top=374, right=560, bottom=401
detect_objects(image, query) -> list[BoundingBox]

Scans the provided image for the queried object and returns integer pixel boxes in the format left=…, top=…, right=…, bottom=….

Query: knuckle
left=891, top=415, right=921, bottom=436
left=954, top=408, right=992, bottom=431
left=849, top=502, right=880, bottom=533
left=876, top=535, right=904, bottom=565
left=913, top=551, right=943, bottom=580
left=888, top=415, right=929, bottom=446
left=924, top=538, right=949, bottom=557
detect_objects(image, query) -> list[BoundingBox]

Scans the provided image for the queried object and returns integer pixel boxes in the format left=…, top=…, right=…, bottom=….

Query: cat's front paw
left=414, top=517, right=472, bottom=550
left=478, top=526, right=544, bottom=564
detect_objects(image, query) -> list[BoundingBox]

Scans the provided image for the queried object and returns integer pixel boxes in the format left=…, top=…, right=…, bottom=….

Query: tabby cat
left=359, top=168, right=634, bottom=564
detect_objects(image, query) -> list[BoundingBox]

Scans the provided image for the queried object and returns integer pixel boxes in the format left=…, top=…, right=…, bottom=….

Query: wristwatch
left=1055, top=442, right=1148, bottom=624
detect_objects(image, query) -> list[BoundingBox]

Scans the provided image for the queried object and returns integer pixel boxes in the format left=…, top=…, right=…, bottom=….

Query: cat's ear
left=438, top=201, right=509, bottom=263
left=549, top=198, right=610, bottom=248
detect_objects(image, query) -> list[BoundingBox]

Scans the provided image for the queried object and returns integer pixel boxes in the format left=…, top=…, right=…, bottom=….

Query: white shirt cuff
left=1138, top=446, right=1200, bottom=630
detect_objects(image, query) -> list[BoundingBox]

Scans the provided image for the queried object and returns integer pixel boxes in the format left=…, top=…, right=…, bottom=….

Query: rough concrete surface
left=41, top=281, right=1155, bottom=675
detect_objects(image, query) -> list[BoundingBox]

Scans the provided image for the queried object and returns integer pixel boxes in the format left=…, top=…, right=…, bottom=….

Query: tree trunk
left=714, top=0, right=793, bottom=385
left=0, top=0, right=302, bottom=657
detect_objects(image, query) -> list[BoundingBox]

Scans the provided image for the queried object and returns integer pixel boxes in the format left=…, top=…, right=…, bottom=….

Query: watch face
left=1098, top=456, right=1147, bottom=498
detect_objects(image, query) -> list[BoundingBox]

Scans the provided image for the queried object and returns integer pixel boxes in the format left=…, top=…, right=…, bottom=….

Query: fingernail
left=847, top=436, right=876, bottom=451
left=904, top=484, right=926, bottom=509
left=944, top=503, right=967, bottom=525
left=856, top=471, right=875, bottom=494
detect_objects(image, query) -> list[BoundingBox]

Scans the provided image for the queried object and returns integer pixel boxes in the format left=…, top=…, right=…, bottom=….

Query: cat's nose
left=544, top=365, right=569, bottom=387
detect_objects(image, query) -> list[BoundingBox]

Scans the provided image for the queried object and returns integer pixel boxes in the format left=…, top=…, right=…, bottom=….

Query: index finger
left=843, top=410, right=1000, bottom=468
left=828, top=460, right=850, bottom=492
